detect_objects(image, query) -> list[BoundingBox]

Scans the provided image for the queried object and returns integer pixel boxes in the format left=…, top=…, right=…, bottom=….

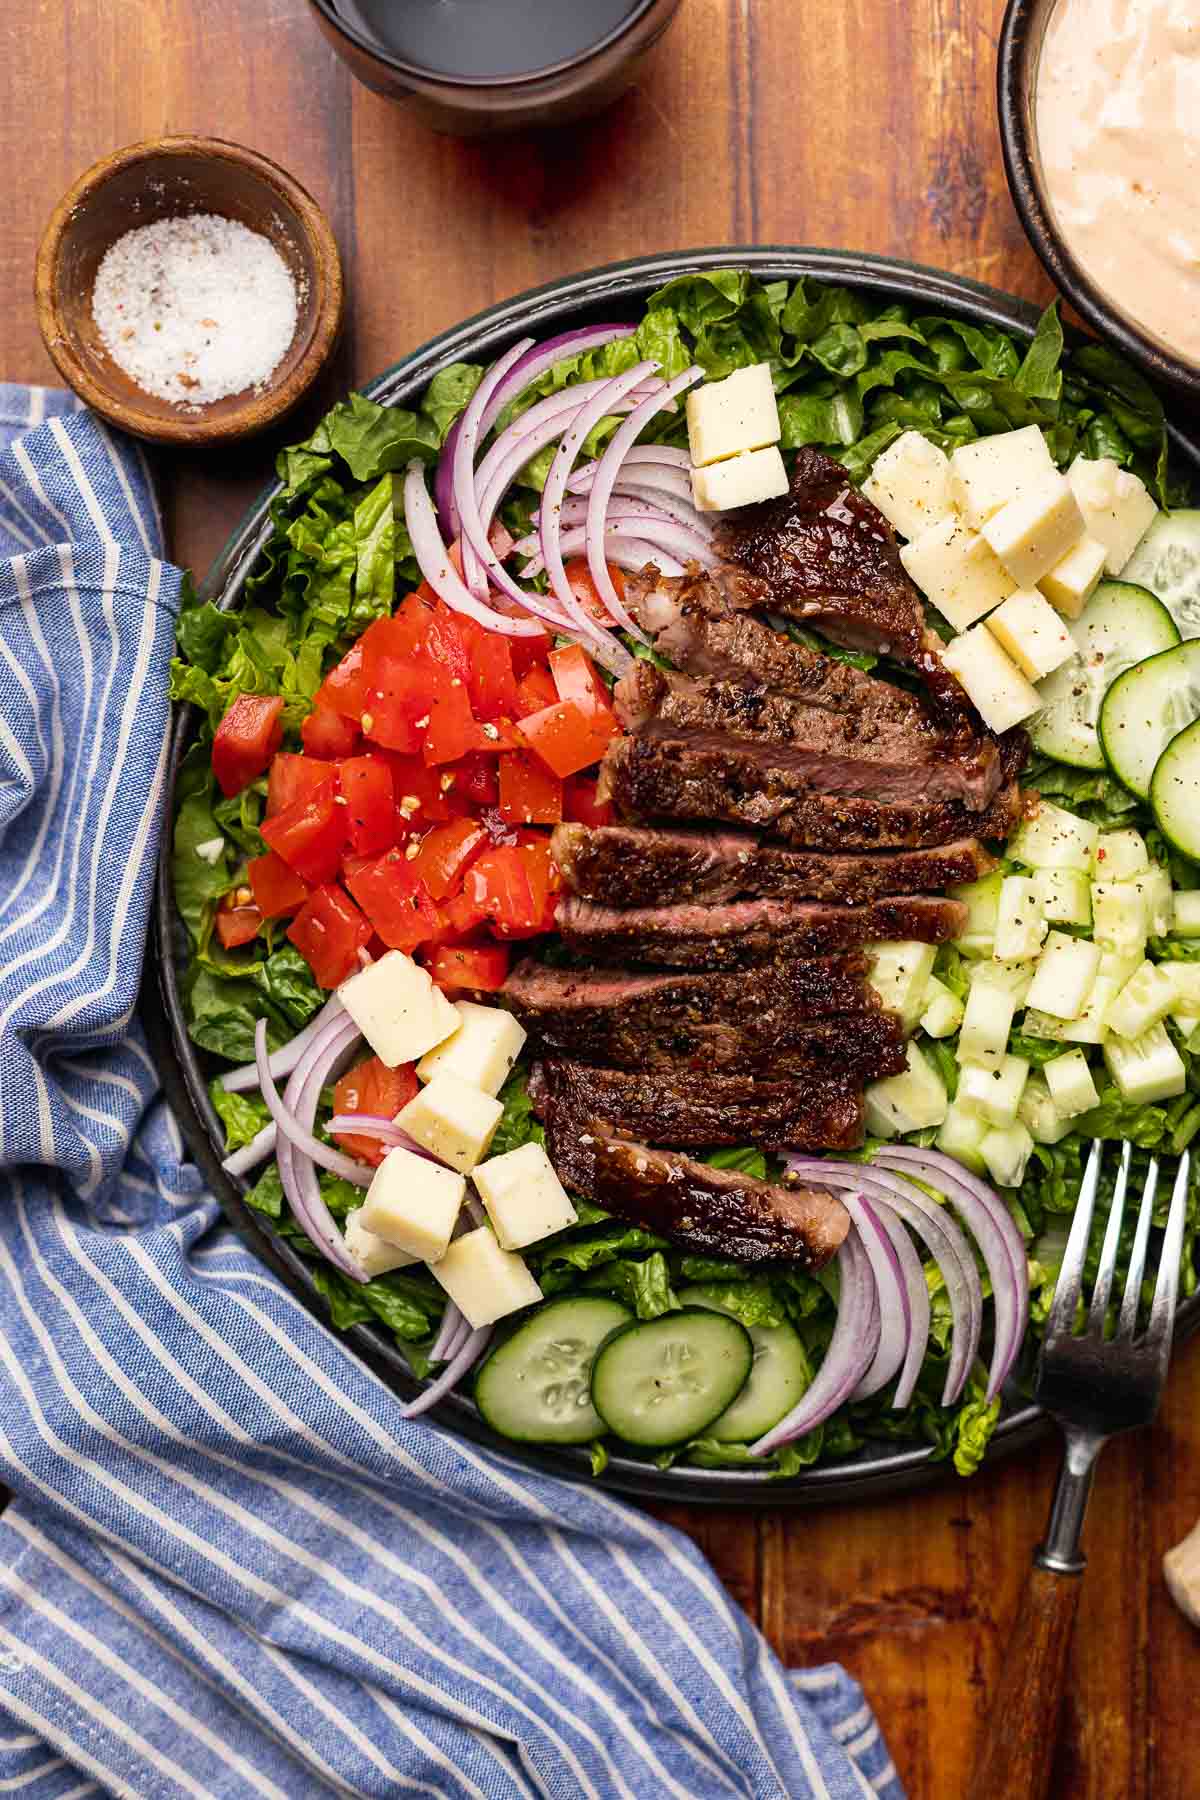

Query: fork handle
left=967, top=1564, right=1083, bottom=1800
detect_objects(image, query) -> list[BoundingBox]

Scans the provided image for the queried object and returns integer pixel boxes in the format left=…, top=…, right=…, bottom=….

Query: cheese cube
left=1104, top=960, right=1177, bottom=1040
left=866, top=940, right=938, bottom=1029
left=862, top=432, right=957, bottom=540
left=396, top=1074, right=503, bottom=1175
left=416, top=1001, right=527, bottom=1096
left=941, top=624, right=1042, bottom=733
left=691, top=445, right=789, bottom=513
left=1091, top=880, right=1149, bottom=957
left=1039, top=533, right=1107, bottom=619
left=898, top=516, right=1015, bottom=630
left=1132, top=864, right=1173, bottom=937
left=1067, top=457, right=1158, bottom=575
left=472, top=1142, right=578, bottom=1250
left=986, top=588, right=1075, bottom=680
left=1093, top=828, right=1149, bottom=882
left=981, top=471, right=1086, bottom=588
left=686, top=365, right=780, bottom=468
left=429, top=1226, right=542, bottom=1329
left=935, top=1101, right=990, bottom=1173
left=958, top=977, right=1016, bottom=1069
left=1043, top=1049, right=1101, bottom=1118
left=1018, top=1075, right=1073, bottom=1145
left=994, top=875, right=1049, bottom=963
left=1033, top=867, right=1092, bottom=928
left=864, top=1041, right=949, bottom=1136
left=1172, top=891, right=1200, bottom=937
left=958, top=1054, right=1030, bottom=1128
left=1026, top=931, right=1102, bottom=1019
left=920, top=975, right=965, bottom=1038
left=359, top=1148, right=465, bottom=1263
left=1103, top=1022, right=1186, bottom=1104
left=950, top=869, right=1004, bottom=955
left=338, top=951, right=459, bottom=1068
left=980, top=1122, right=1035, bottom=1189
left=1010, top=802, right=1099, bottom=872
left=343, top=1206, right=418, bottom=1277
left=950, top=425, right=1059, bottom=527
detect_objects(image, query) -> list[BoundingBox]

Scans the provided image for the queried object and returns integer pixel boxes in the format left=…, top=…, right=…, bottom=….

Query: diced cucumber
left=1132, top=865, right=1173, bottom=937
left=1033, top=867, right=1092, bottom=927
left=949, top=870, right=1003, bottom=955
left=678, top=1289, right=810, bottom=1443
left=1150, top=717, right=1200, bottom=862
left=968, top=958, right=1034, bottom=1005
left=1090, top=881, right=1148, bottom=958
left=994, top=875, right=1048, bottom=963
left=1009, top=801, right=1099, bottom=872
left=474, top=1297, right=632, bottom=1445
left=1018, top=1074, right=1073, bottom=1145
left=1104, top=960, right=1176, bottom=1041
left=1164, top=962, right=1200, bottom=1012
left=1025, top=931, right=1101, bottom=1020
left=1099, top=641, right=1200, bottom=798
left=957, top=979, right=1015, bottom=1069
left=936, top=1100, right=990, bottom=1172
left=1172, top=891, right=1200, bottom=937
left=1031, top=580, right=1179, bottom=769
left=920, top=975, right=964, bottom=1038
left=1093, top=829, right=1149, bottom=880
left=1043, top=1049, right=1100, bottom=1118
left=1057, top=974, right=1121, bottom=1045
left=957, top=1054, right=1030, bottom=1128
left=980, top=1122, right=1035, bottom=1188
left=1120, top=507, right=1200, bottom=639
left=590, top=1310, right=753, bottom=1448
left=1103, top=1022, right=1187, bottom=1104
left=865, top=1040, right=949, bottom=1135
left=866, top=941, right=938, bottom=1030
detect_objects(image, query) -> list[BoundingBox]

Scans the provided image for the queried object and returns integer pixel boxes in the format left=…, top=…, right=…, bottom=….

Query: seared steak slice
left=556, top=893, right=964, bottom=967
left=529, top=1059, right=866, bottom=1153
left=613, top=660, right=1001, bottom=808
left=540, top=1111, right=850, bottom=1269
left=601, top=734, right=1023, bottom=849
left=503, top=958, right=904, bottom=1077
left=552, top=822, right=997, bottom=906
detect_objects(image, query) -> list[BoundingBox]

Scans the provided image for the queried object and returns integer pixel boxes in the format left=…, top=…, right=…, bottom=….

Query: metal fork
left=968, top=1141, right=1191, bottom=1800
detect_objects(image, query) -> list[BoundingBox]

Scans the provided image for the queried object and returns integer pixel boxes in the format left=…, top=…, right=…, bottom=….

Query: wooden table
left=4, top=3, right=1196, bottom=1793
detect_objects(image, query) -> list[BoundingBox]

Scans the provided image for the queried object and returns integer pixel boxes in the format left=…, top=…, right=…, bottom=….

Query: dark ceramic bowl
left=307, top=0, right=682, bottom=136
left=148, top=247, right=1200, bottom=1506
left=998, top=0, right=1200, bottom=401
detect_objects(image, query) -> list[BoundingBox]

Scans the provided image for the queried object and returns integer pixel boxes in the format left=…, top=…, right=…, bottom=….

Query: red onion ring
left=528, top=496, right=685, bottom=538
left=221, top=995, right=344, bottom=1094
left=429, top=1298, right=468, bottom=1364
left=567, top=444, right=692, bottom=492
left=868, top=1200, right=932, bottom=1409
left=519, top=529, right=685, bottom=580
left=271, top=1012, right=369, bottom=1283
left=841, top=1192, right=911, bottom=1402
left=400, top=1324, right=493, bottom=1420
left=403, top=461, right=544, bottom=638
left=609, top=479, right=715, bottom=538
left=221, top=1122, right=277, bottom=1179
left=254, top=1019, right=374, bottom=1188
left=478, top=324, right=638, bottom=436
left=750, top=1231, right=880, bottom=1456
left=451, top=336, right=535, bottom=597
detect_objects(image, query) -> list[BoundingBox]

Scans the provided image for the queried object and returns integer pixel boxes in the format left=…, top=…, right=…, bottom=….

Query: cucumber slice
left=474, top=1297, right=632, bottom=1445
left=1031, top=580, right=1179, bottom=769
left=589, top=1308, right=753, bottom=1448
left=1120, top=509, right=1200, bottom=639
left=1099, top=640, right=1200, bottom=797
left=1150, top=716, right=1200, bottom=861
left=677, top=1287, right=810, bottom=1442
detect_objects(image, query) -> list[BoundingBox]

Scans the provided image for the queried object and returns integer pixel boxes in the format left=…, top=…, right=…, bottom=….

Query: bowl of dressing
left=998, top=0, right=1200, bottom=397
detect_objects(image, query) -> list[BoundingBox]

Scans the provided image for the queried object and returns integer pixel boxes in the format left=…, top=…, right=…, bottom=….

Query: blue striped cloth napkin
left=0, top=386, right=902, bottom=1800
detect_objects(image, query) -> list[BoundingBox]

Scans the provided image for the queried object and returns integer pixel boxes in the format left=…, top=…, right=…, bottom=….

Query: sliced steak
left=556, top=893, right=965, bottom=966
left=540, top=1111, right=850, bottom=1269
left=600, top=733, right=1024, bottom=849
left=552, top=822, right=997, bottom=906
left=613, top=660, right=1001, bottom=808
left=529, top=1059, right=866, bottom=1152
left=503, top=958, right=904, bottom=1077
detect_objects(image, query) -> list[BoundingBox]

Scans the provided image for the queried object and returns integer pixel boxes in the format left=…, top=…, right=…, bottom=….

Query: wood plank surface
left=2, top=3, right=1197, bottom=1795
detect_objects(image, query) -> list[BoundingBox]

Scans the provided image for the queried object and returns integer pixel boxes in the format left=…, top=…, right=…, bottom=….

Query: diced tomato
left=360, top=660, right=428, bottom=754
left=345, top=851, right=443, bottom=953
left=212, top=694, right=284, bottom=798
left=549, top=644, right=612, bottom=718
left=454, top=752, right=500, bottom=808
left=332, top=1054, right=419, bottom=1167
left=514, top=665, right=558, bottom=719
left=464, top=840, right=559, bottom=938
left=564, top=773, right=614, bottom=828
left=509, top=626, right=554, bottom=681
left=423, top=599, right=473, bottom=686
left=315, top=640, right=370, bottom=721
left=425, top=942, right=510, bottom=994
left=421, top=671, right=478, bottom=766
left=516, top=839, right=561, bottom=935
left=287, top=883, right=372, bottom=988
left=247, top=850, right=310, bottom=919
left=267, top=753, right=337, bottom=818
left=517, top=699, right=616, bottom=779
left=340, top=756, right=396, bottom=857
left=301, top=705, right=360, bottom=758
left=441, top=888, right=488, bottom=937
left=260, top=778, right=348, bottom=885
left=498, top=750, right=563, bottom=825
left=565, top=557, right=626, bottom=626
left=381, top=754, right=456, bottom=826
left=214, top=895, right=264, bottom=949
left=410, top=818, right=489, bottom=901
left=466, top=630, right=519, bottom=721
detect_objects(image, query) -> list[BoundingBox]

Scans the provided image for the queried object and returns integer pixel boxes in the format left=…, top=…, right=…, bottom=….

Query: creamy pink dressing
left=1036, top=0, right=1200, bottom=364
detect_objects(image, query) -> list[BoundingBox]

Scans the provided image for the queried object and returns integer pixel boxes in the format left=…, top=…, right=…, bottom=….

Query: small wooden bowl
left=35, top=136, right=344, bottom=446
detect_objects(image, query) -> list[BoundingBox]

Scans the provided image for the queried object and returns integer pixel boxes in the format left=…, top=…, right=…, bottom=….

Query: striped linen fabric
left=0, top=386, right=903, bottom=1800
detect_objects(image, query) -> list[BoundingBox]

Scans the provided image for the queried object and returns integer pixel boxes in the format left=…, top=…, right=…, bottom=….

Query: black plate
left=147, top=246, right=1200, bottom=1507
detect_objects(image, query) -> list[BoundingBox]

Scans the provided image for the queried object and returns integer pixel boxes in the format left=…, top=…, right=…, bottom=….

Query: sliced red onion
left=435, top=413, right=463, bottom=542
left=401, top=1324, right=493, bottom=1420
left=874, top=1146, right=1029, bottom=1401
left=254, top=1019, right=374, bottom=1188
left=327, top=1114, right=442, bottom=1164
left=870, top=1201, right=931, bottom=1409
left=478, top=324, right=638, bottom=436
left=611, top=479, right=714, bottom=540
left=520, top=529, right=685, bottom=580
left=567, top=444, right=692, bottom=492
left=273, top=1011, right=369, bottom=1282
left=429, top=1298, right=468, bottom=1363
left=221, top=1122, right=277, bottom=1179
left=403, top=461, right=543, bottom=639
left=451, top=336, right=535, bottom=598
left=841, top=1193, right=910, bottom=1402
left=750, top=1231, right=879, bottom=1456
left=221, top=996, right=344, bottom=1094
left=529, top=496, right=684, bottom=538
left=581, top=460, right=697, bottom=505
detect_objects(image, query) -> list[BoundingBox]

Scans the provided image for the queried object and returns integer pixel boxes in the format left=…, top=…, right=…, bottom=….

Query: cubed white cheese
left=920, top=974, right=965, bottom=1038
left=691, top=445, right=789, bottom=513
left=981, top=471, right=1086, bottom=588
left=1043, top=1049, right=1101, bottom=1118
left=338, top=951, right=460, bottom=1068
left=1018, top=1074, right=1073, bottom=1145
left=1172, top=891, right=1200, bottom=937
left=359, top=1147, right=465, bottom=1263
left=980, top=1121, right=1035, bottom=1189
left=472, top=1141, right=578, bottom=1250
left=415, top=1001, right=527, bottom=1097
left=1025, top=931, right=1102, bottom=1020
left=1038, top=533, right=1107, bottom=619
left=686, top=365, right=780, bottom=468
left=866, top=940, right=938, bottom=1030
left=1010, top=801, right=1099, bottom=872
left=935, top=1101, right=990, bottom=1173
left=950, top=869, right=1004, bottom=956
left=958, top=978, right=1016, bottom=1069
left=343, top=1206, right=418, bottom=1277
left=898, top=516, right=1015, bottom=630
left=950, top=425, right=1058, bottom=528
left=862, top=432, right=957, bottom=540
left=1103, top=1022, right=1186, bottom=1104
left=864, top=1041, right=949, bottom=1136
left=1033, top=867, right=1093, bottom=928
left=1131, top=864, right=1173, bottom=937
left=1067, top=456, right=1158, bottom=575
left=1091, top=880, right=1149, bottom=958
left=1093, top=828, right=1149, bottom=881
left=958, top=1054, right=1031, bottom=1127
left=994, top=875, right=1049, bottom=963
left=429, top=1226, right=542, bottom=1329
left=1104, top=959, right=1177, bottom=1040
left=396, top=1074, right=503, bottom=1175
left=941, top=624, right=1042, bottom=733
left=986, top=588, right=1075, bottom=680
